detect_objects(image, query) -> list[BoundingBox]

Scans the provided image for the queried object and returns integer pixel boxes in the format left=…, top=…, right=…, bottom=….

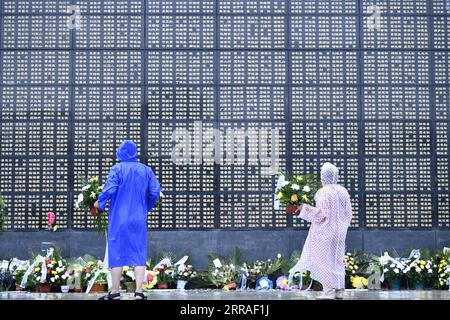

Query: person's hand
left=295, top=204, right=303, bottom=214
left=93, top=200, right=99, bottom=209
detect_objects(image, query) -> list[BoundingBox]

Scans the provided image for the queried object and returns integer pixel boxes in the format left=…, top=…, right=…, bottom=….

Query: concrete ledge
left=1, top=230, right=449, bottom=268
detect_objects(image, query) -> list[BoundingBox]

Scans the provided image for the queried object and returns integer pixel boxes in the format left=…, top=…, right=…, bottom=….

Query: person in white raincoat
left=291, top=162, right=353, bottom=299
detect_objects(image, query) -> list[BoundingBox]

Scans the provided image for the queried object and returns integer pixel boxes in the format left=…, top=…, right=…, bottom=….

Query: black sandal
left=98, top=292, right=121, bottom=300
left=134, top=292, right=148, bottom=300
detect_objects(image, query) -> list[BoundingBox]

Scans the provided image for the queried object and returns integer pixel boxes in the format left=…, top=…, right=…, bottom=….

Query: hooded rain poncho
left=296, top=162, right=353, bottom=289
left=98, top=140, right=161, bottom=268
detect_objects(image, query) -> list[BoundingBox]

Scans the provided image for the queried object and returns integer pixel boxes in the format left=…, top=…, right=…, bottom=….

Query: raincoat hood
left=321, top=162, right=339, bottom=185
left=116, top=140, right=138, bottom=162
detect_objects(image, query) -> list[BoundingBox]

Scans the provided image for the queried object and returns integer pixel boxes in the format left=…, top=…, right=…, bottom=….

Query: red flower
left=85, top=269, right=90, bottom=274
left=47, top=212, right=56, bottom=225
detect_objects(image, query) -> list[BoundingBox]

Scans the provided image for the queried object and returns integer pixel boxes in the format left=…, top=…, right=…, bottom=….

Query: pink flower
left=47, top=212, right=56, bottom=225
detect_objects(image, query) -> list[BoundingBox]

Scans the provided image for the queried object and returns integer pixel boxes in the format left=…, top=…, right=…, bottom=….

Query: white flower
left=277, top=253, right=282, bottom=259
left=62, top=274, right=67, bottom=280
left=58, top=261, right=63, bottom=267
left=354, top=265, right=359, bottom=270
left=390, top=263, right=396, bottom=268
left=428, top=269, right=433, bottom=274
left=394, top=268, right=399, bottom=274
left=291, top=184, right=300, bottom=190
left=55, top=275, right=59, bottom=280
left=50, top=277, right=55, bottom=282
left=415, top=267, right=421, bottom=273
left=302, top=185, right=311, bottom=193
left=36, top=276, right=41, bottom=281
left=281, top=181, right=290, bottom=187
left=230, top=264, right=234, bottom=268
left=384, top=268, right=388, bottom=273
left=86, top=273, right=90, bottom=277
left=82, top=185, right=90, bottom=191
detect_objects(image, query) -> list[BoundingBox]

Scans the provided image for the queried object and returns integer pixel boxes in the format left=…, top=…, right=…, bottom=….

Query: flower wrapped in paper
left=256, top=276, right=273, bottom=290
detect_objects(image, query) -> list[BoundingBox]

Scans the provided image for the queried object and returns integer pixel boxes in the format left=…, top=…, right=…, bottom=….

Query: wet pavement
left=1, top=289, right=449, bottom=300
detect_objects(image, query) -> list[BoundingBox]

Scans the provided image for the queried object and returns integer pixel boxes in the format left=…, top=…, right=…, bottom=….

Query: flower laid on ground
left=154, top=262, right=175, bottom=285
left=274, top=172, right=321, bottom=212
left=207, top=257, right=238, bottom=290
left=46, top=212, right=57, bottom=232
left=121, top=266, right=135, bottom=283
left=344, top=252, right=358, bottom=276
left=276, top=275, right=290, bottom=290
left=431, top=250, right=450, bottom=289
left=77, top=259, right=104, bottom=288
left=404, top=258, right=436, bottom=287
left=143, top=271, right=158, bottom=291
left=437, top=258, right=449, bottom=288
left=27, top=251, right=67, bottom=288
left=175, top=264, right=197, bottom=281
left=350, top=276, right=368, bottom=289
left=4, top=247, right=450, bottom=293
left=378, top=252, right=407, bottom=282
left=255, top=276, right=273, bottom=290
left=246, top=256, right=283, bottom=287
left=74, top=176, right=107, bottom=233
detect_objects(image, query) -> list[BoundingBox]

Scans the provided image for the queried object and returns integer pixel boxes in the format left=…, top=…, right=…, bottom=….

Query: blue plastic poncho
left=98, top=140, right=161, bottom=268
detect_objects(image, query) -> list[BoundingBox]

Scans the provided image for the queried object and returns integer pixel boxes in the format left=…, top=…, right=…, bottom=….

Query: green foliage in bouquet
left=207, top=250, right=240, bottom=289
left=280, top=250, right=301, bottom=275
left=186, top=271, right=217, bottom=289
left=275, top=172, right=321, bottom=206
left=27, top=248, right=68, bottom=288
left=121, top=266, right=135, bottom=283
left=433, top=249, right=450, bottom=289
left=0, top=194, right=6, bottom=235
left=75, top=176, right=108, bottom=234
left=245, top=256, right=283, bottom=286
left=153, top=253, right=176, bottom=284
left=175, top=263, right=197, bottom=281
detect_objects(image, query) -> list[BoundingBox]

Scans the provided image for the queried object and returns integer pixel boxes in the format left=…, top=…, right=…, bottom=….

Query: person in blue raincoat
left=93, top=140, right=160, bottom=300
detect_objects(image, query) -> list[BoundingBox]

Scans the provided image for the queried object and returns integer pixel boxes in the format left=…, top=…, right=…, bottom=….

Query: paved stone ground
left=1, top=289, right=449, bottom=300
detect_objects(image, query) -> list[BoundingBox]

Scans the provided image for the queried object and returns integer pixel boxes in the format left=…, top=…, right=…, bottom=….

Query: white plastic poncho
left=290, top=162, right=353, bottom=290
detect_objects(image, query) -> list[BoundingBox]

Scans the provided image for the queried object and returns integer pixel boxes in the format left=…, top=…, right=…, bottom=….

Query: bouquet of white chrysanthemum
left=378, top=252, right=406, bottom=282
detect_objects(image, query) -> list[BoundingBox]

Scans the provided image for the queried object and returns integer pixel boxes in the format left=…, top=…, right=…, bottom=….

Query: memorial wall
left=0, top=0, right=449, bottom=262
